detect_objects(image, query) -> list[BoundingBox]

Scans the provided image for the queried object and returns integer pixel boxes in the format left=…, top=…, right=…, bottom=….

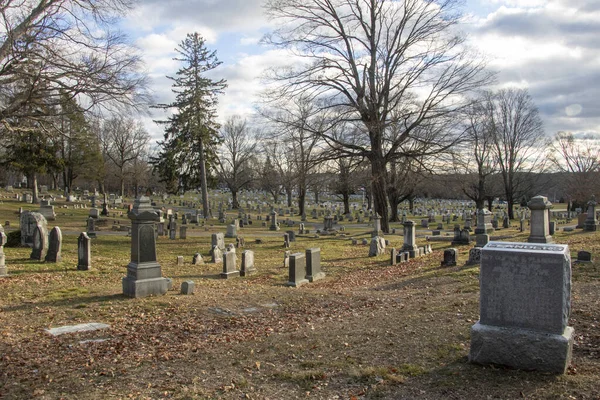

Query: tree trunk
left=370, top=156, right=389, bottom=233
left=198, top=137, right=210, bottom=219
left=314, top=189, right=319, bottom=204
left=120, top=175, right=125, bottom=198
left=409, top=198, right=415, bottom=214
left=286, top=187, right=292, bottom=207
left=388, top=193, right=400, bottom=222
left=298, top=184, right=306, bottom=217
left=231, top=190, right=239, bottom=209
left=487, top=197, right=494, bottom=211
left=342, top=191, right=350, bottom=215
left=31, top=173, right=39, bottom=204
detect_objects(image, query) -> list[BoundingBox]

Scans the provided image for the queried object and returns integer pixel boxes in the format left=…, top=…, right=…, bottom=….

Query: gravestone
left=181, top=281, right=194, bottom=295
left=287, top=253, right=308, bottom=287
left=220, top=251, right=239, bottom=279
left=269, top=210, right=280, bottom=231
left=240, top=250, right=256, bottom=276
left=39, top=199, right=56, bottom=221
left=211, top=245, right=223, bottom=263
left=211, top=233, right=225, bottom=250
left=86, top=217, right=96, bottom=239
left=475, top=209, right=494, bottom=235
left=305, top=248, right=324, bottom=282
left=441, top=248, right=457, bottom=267
left=30, top=223, right=48, bottom=260
left=323, top=215, right=334, bottom=231
left=0, top=226, right=7, bottom=276
left=177, top=256, right=184, bottom=266
left=286, top=230, right=296, bottom=242
left=528, top=196, right=553, bottom=243
left=283, top=233, right=290, bottom=248
left=401, top=220, right=416, bottom=254
left=20, top=211, right=47, bottom=247
left=179, top=226, right=187, bottom=239
left=576, top=250, right=592, bottom=263
left=169, top=220, right=177, bottom=240
left=368, top=236, right=386, bottom=257
left=466, top=247, right=482, bottom=265
left=77, top=232, right=92, bottom=270
left=122, top=196, right=171, bottom=298
left=372, top=213, right=383, bottom=236
left=192, top=253, right=203, bottom=265
left=469, top=242, right=574, bottom=373
left=390, top=248, right=397, bottom=265
left=583, top=195, right=598, bottom=231
left=226, top=223, right=237, bottom=238
left=45, top=227, right=62, bottom=262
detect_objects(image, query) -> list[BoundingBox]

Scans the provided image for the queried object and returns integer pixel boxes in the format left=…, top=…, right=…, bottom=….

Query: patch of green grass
left=46, top=287, right=89, bottom=301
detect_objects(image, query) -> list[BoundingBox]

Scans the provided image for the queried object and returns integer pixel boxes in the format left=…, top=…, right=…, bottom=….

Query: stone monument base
left=306, top=271, right=325, bottom=282
left=122, top=276, right=171, bottom=298
left=286, top=278, right=308, bottom=288
left=469, top=322, right=574, bottom=374
left=220, top=270, right=240, bottom=279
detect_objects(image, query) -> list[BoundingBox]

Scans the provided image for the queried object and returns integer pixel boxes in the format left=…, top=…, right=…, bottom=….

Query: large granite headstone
left=527, top=196, right=553, bottom=243
left=20, top=211, right=47, bottom=247
left=583, top=195, right=598, bottom=232
left=469, top=242, right=574, bottom=373
left=240, top=250, right=256, bottom=276
left=122, top=197, right=171, bottom=298
left=220, top=251, right=240, bottom=279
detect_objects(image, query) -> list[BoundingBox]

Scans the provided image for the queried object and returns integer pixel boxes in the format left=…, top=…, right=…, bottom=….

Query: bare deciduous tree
left=263, top=0, right=492, bottom=232
left=217, top=116, right=257, bottom=209
left=489, top=88, right=548, bottom=219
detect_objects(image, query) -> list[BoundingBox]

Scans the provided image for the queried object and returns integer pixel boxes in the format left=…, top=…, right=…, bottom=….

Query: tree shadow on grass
left=2, top=293, right=128, bottom=312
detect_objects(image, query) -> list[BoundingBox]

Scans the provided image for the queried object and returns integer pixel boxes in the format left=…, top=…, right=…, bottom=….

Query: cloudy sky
left=119, top=0, right=599, bottom=143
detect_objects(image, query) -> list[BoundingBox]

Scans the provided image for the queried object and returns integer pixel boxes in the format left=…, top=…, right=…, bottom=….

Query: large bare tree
left=0, top=0, right=148, bottom=122
left=217, top=116, right=257, bottom=209
left=263, top=0, right=491, bottom=232
left=489, top=88, right=547, bottom=219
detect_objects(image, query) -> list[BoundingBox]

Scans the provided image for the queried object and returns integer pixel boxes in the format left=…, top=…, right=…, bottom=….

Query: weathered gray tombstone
left=157, top=222, right=165, bottom=236
left=181, top=281, right=194, bottom=295
left=469, top=242, right=574, bottom=373
left=179, top=225, right=187, bottom=239
left=286, top=252, right=308, bottom=287
left=372, top=213, right=383, bottom=237
left=211, top=245, right=223, bottom=263
left=122, top=196, right=171, bottom=298
left=305, top=248, right=324, bottom=282
left=169, top=221, right=177, bottom=240
left=220, top=251, right=239, bottom=279
left=45, top=226, right=62, bottom=262
left=502, top=216, right=510, bottom=229
left=286, top=230, right=296, bottom=242
left=240, top=250, right=256, bottom=276
left=323, top=215, right=334, bottom=231
left=211, top=232, right=225, bottom=251
left=583, top=195, right=598, bottom=231
left=441, top=248, right=457, bottom=267
left=77, top=232, right=92, bottom=270
left=20, top=211, right=47, bottom=247
left=283, top=233, right=290, bottom=248
left=30, top=223, right=48, bottom=260
left=225, top=223, right=237, bottom=238
left=390, top=248, right=398, bottom=265
left=475, top=209, right=494, bottom=235
left=528, top=196, right=553, bottom=243
left=466, top=247, right=481, bottom=265
left=283, top=250, right=290, bottom=268
left=192, top=252, right=203, bottom=265
left=0, top=226, right=7, bottom=276
left=401, top=220, right=416, bottom=254
left=39, top=199, right=56, bottom=221
left=269, top=210, right=280, bottom=231
left=368, top=236, right=386, bottom=257
left=176, top=255, right=184, bottom=266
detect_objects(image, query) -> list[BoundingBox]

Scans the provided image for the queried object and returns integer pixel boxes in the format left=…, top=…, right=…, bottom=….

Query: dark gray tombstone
left=169, top=221, right=177, bottom=240
left=576, top=250, right=592, bottom=263
left=583, top=195, right=598, bottom=231
left=286, top=230, right=296, bottom=242
left=269, top=210, right=280, bottom=231
left=179, top=225, right=187, bottom=239
left=45, top=226, right=62, bottom=262
left=122, top=196, right=171, bottom=297
left=470, top=242, right=574, bottom=373
left=441, top=248, right=458, bottom=267
left=30, top=223, right=48, bottom=260
left=77, top=232, right=92, bottom=270
left=240, top=250, right=256, bottom=276
left=220, top=251, right=240, bottom=279
left=305, top=248, right=324, bottom=282
left=287, top=252, right=308, bottom=287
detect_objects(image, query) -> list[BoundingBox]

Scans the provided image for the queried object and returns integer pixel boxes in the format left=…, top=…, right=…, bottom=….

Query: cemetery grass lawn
left=0, top=197, right=599, bottom=399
